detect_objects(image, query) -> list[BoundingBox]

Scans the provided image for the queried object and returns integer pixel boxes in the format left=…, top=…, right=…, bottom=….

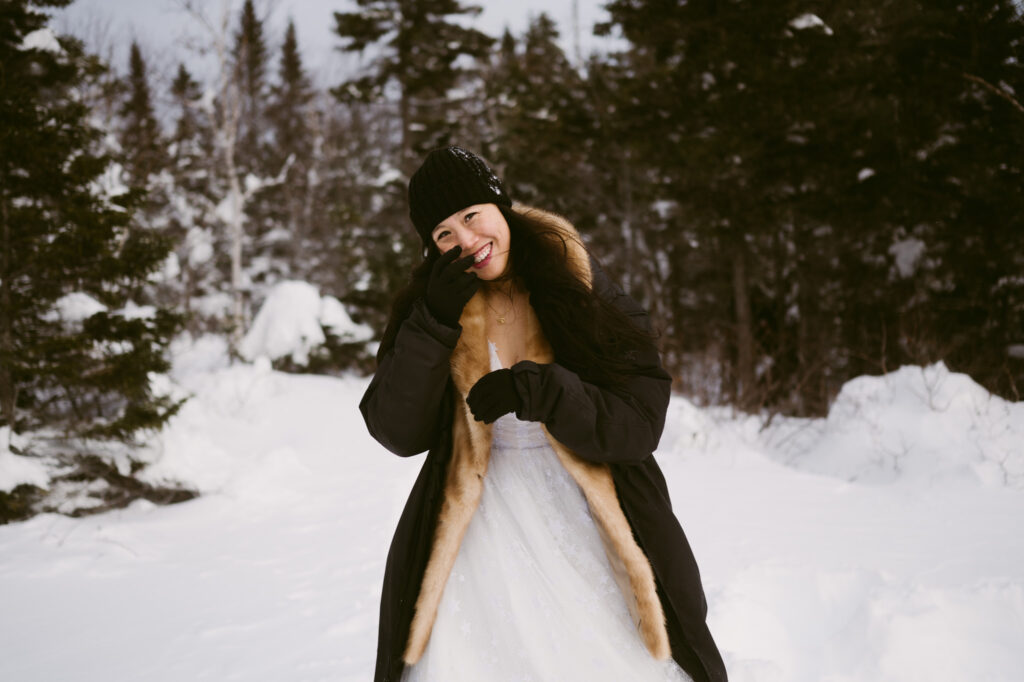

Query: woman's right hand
left=425, top=246, right=481, bottom=327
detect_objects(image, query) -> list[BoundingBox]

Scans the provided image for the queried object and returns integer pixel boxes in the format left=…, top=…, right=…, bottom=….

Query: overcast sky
left=51, top=0, right=620, bottom=88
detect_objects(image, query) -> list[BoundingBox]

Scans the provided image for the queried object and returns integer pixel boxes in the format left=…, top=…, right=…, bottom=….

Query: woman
left=360, top=146, right=727, bottom=682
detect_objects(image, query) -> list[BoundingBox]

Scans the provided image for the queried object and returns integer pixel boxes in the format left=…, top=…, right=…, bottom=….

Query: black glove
left=466, top=369, right=521, bottom=424
left=425, top=246, right=481, bottom=327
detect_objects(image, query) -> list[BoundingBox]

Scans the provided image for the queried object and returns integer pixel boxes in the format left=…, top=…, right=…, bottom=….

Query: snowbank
left=1, top=355, right=1022, bottom=681
left=239, top=280, right=373, bottom=365
left=763, top=363, right=1024, bottom=488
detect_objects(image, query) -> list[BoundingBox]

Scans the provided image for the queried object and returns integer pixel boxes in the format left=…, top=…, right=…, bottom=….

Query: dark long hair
left=377, top=206, right=656, bottom=388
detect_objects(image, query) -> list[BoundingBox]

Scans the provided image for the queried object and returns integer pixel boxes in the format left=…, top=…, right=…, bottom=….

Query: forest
left=2, top=0, right=1023, bottom=519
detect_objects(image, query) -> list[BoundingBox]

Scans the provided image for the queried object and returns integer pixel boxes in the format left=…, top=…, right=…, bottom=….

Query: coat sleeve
left=359, top=299, right=461, bottom=457
left=510, top=259, right=672, bottom=465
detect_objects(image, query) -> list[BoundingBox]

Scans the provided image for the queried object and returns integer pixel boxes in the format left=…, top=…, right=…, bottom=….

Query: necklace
left=486, top=294, right=515, bottom=325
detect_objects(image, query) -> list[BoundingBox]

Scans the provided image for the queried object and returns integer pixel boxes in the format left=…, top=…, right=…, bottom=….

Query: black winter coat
left=360, top=237, right=727, bottom=682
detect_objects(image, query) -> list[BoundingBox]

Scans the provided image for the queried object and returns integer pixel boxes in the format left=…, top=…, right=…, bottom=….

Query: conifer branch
left=963, top=72, right=1024, bottom=116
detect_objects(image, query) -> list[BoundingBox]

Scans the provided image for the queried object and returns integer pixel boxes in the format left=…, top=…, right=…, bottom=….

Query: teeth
left=474, top=244, right=491, bottom=263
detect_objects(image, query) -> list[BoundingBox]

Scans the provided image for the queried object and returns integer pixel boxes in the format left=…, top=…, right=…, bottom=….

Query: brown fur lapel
left=402, top=205, right=671, bottom=664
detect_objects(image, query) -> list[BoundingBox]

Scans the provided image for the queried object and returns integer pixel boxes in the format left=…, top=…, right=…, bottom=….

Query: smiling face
left=431, top=203, right=512, bottom=281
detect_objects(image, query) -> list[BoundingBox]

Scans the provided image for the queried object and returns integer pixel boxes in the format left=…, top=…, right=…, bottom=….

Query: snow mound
left=0, top=428, right=49, bottom=493
left=320, top=294, right=374, bottom=342
left=767, top=363, right=1024, bottom=488
left=715, top=562, right=1024, bottom=681
left=239, top=281, right=372, bottom=365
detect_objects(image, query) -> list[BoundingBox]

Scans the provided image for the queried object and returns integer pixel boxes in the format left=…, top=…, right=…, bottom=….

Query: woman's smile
left=432, top=203, right=511, bottom=280
left=471, top=243, right=493, bottom=268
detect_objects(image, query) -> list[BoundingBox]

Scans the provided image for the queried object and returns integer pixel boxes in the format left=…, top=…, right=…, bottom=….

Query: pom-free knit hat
left=408, top=146, right=512, bottom=243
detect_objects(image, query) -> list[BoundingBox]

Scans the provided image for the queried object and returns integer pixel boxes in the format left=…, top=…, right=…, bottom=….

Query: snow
left=185, top=226, right=214, bottom=267
left=239, top=281, right=371, bottom=365
left=90, top=162, right=130, bottom=208
left=0, top=428, right=49, bottom=493
left=19, top=28, right=63, bottom=54
left=115, top=301, right=157, bottom=320
left=320, top=295, right=375, bottom=342
left=375, top=166, right=403, bottom=187
left=789, top=13, right=834, bottom=36
left=857, top=167, right=876, bottom=181
left=214, top=194, right=244, bottom=227
left=1, top=353, right=1023, bottom=681
left=43, top=291, right=108, bottom=323
left=888, top=237, right=926, bottom=278
left=762, top=362, right=1024, bottom=488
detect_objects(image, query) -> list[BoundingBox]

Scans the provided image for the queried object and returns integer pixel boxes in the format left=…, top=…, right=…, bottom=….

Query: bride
left=359, top=146, right=727, bottom=682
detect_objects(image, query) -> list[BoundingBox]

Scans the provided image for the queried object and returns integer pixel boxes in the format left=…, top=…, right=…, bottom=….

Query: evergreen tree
left=166, top=62, right=221, bottom=333
left=332, top=0, right=495, bottom=171
left=169, top=63, right=210, bottom=193
left=599, top=0, right=1024, bottom=410
left=485, top=14, right=591, bottom=220
left=0, top=3, right=182, bottom=445
left=862, top=0, right=1024, bottom=397
left=118, top=41, right=165, bottom=186
left=232, top=0, right=269, bottom=174
left=262, top=19, right=314, bottom=279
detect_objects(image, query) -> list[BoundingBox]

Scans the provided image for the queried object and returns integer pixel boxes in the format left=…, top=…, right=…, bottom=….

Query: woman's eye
left=435, top=230, right=451, bottom=242
left=464, top=212, right=477, bottom=223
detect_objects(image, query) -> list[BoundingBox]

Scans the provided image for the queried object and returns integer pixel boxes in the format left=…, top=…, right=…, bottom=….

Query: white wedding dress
left=402, top=343, right=692, bottom=682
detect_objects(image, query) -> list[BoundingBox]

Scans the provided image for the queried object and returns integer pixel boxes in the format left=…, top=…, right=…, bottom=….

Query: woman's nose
left=455, top=228, right=477, bottom=251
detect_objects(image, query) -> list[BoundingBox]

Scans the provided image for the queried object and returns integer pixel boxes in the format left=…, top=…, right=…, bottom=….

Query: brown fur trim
left=544, top=438, right=672, bottom=660
left=402, top=295, right=492, bottom=664
left=403, top=205, right=670, bottom=664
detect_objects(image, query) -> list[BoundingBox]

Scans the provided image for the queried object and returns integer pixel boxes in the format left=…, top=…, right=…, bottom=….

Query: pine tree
left=118, top=41, right=165, bottom=186
left=179, top=0, right=295, bottom=355
left=232, top=0, right=269, bottom=174
left=0, top=3, right=182, bottom=445
left=165, top=62, right=221, bottom=332
left=864, top=0, right=1024, bottom=397
left=262, top=19, right=314, bottom=279
left=598, top=0, right=1024, bottom=410
left=485, top=15, right=591, bottom=218
left=169, top=63, right=210, bottom=193
left=332, top=0, right=495, bottom=171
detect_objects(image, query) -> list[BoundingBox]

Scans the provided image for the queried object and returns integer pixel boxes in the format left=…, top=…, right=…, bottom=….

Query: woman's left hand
left=466, top=369, right=522, bottom=424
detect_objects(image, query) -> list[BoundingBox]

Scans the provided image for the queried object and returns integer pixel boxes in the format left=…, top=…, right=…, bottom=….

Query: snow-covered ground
left=2, top=336, right=1023, bottom=682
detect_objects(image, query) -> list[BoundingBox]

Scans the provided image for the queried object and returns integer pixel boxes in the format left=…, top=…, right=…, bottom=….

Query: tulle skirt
left=401, top=411, right=692, bottom=682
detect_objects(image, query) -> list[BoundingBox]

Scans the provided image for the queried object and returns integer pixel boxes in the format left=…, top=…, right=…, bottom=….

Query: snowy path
left=2, top=347, right=1023, bottom=682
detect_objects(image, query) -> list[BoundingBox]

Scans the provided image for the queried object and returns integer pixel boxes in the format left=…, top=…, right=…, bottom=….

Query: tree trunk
left=0, top=192, right=16, bottom=431
left=228, top=170, right=245, bottom=356
left=732, top=239, right=755, bottom=408
left=399, top=92, right=412, bottom=175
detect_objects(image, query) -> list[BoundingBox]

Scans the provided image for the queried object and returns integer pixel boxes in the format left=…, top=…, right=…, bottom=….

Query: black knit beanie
left=408, top=146, right=512, bottom=243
